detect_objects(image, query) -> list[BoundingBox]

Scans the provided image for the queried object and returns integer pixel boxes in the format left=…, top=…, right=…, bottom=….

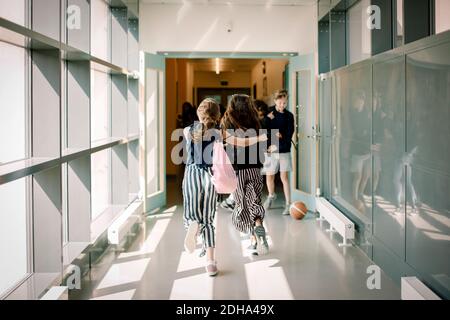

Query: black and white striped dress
left=182, top=124, right=219, bottom=249
left=226, top=127, right=265, bottom=234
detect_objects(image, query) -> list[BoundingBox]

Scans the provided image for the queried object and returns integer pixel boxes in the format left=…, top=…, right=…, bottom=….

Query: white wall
left=251, top=59, right=288, bottom=105
left=140, top=3, right=317, bottom=54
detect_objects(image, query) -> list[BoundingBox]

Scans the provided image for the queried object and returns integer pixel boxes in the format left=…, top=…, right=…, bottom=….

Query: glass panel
left=295, top=70, right=311, bottom=194
left=0, top=0, right=25, bottom=25
left=146, top=69, right=162, bottom=196
left=91, top=149, right=110, bottom=221
left=372, top=56, right=405, bottom=259
left=347, top=0, right=372, bottom=64
left=62, top=164, right=69, bottom=244
left=91, top=0, right=110, bottom=62
left=405, top=42, right=450, bottom=298
left=332, top=65, right=372, bottom=233
left=0, top=178, right=29, bottom=296
left=91, top=69, right=110, bottom=142
left=396, top=0, right=404, bottom=47
left=0, top=41, right=27, bottom=164
left=319, top=77, right=332, bottom=199
left=435, top=0, right=450, bottom=34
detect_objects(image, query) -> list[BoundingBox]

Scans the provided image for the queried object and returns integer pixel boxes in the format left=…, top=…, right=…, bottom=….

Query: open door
left=141, top=52, right=166, bottom=213
left=289, top=53, right=318, bottom=211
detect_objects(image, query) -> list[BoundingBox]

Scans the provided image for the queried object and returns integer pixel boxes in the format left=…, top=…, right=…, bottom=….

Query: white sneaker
left=184, top=221, right=199, bottom=253
left=263, top=194, right=277, bottom=211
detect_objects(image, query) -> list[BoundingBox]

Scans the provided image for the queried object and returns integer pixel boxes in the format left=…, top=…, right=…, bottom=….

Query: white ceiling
left=141, top=0, right=317, bottom=6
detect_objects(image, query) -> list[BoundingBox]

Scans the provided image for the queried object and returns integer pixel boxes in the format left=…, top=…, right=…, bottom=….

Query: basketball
left=290, top=201, right=308, bottom=220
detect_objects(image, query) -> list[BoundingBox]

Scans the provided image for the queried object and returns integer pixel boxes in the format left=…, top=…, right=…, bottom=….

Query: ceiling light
left=215, top=58, right=220, bottom=75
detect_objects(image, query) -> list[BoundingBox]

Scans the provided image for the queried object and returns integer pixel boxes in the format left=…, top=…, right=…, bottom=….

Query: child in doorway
left=263, top=90, right=295, bottom=215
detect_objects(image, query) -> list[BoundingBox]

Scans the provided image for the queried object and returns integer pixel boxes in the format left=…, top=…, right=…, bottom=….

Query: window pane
left=91, top=149, right=110, bottom=221
left=0, top=0, right=25, bottom=26
left=91, top=0, right=110, bottom=61
left=435, top=0, right=450, bottom=34
left=0, top=178, right=28, bottom=296
left=396, top=0, right=404, bottom=47
left=91, top=69, right=110, bottom=142
left=0, top=41, right=26, bottom=164
left=347, top=0, right=372, bottom=64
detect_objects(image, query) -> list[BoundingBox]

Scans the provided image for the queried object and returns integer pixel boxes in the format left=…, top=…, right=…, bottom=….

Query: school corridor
left=68, top=178, right=399, bottom=300
left=0, top=0, right=449, bottom=301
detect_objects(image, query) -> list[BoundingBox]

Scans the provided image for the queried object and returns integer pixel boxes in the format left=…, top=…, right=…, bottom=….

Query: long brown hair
left=221, top=94, right=261, bottom=133
left=191, top=98, right=221, bottom=142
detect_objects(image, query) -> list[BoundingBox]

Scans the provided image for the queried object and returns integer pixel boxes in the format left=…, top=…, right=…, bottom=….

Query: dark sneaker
left=205, top=261, right=218, bottom=276
left=184, top=221, right=198, bottom=253
left=247, top=242, right=258, bottom=255
left=254, top=225, right=269, bottom=255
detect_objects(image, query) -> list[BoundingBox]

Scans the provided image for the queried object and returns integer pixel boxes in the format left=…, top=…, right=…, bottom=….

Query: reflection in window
left=396, top=0, right=404, bottom=47
left=0, top=178, right=29, bottom=296
left=347, top=0, right=372, bottom=64
left=0, top=41, right=27, bottom=164
left=91, top=150, right=110, bottom=221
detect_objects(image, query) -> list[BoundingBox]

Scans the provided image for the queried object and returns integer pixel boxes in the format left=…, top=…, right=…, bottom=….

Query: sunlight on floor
left=118, top=218, right=171, bottom=259
left=90, top=289, right=136, bottom=300
left=96, top=258, right=151, bottom=290
left=176, top=249, right=206, bottom=273
left=244, top=259, right=294, bottom=300
left=169, top=273, right=214, bottom=300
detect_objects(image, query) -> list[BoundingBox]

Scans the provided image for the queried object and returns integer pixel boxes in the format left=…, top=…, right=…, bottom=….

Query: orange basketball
left=290, top=201, right=308, bottom=220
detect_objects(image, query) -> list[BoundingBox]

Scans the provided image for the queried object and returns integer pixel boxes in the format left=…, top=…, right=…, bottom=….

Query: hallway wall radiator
left=316, top=197, right=355, bottom=247
left=108, top=200, right=143, bottom=245
left=401, top=277, right=442, bottom=300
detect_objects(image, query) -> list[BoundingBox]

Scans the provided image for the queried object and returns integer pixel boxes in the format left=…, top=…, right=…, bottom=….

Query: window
left=0, top=41, right=27, bottom=164
left=347, top=0, right=372, bottom=64
left=91, top=149, right=110, bottom=221
left=0, top=178, right=29, bottom=296
left=396, top=0, right=404, bottom=47
left=435, top=0, right=450, bottom=34
left=91, top=0, right=110, bottom=61
left=0, top=0, right=26, bottom=26
left=91, top=69, right=110, bottom=143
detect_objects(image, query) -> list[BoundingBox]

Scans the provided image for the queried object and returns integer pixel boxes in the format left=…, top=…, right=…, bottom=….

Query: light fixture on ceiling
left=215, top=58, right=220, bottom=75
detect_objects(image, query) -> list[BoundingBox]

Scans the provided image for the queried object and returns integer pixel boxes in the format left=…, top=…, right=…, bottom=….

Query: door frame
left=289, top=53, right=319, bottom=211
left=141, top=52, right=166, bottom=213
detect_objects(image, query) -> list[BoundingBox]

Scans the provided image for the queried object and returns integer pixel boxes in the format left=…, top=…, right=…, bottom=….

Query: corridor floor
left=70, top=179, right=400, bottom=300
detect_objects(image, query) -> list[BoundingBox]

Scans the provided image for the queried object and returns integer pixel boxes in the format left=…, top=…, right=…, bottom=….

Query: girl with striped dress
left=221, top=94, right=269, bottom=255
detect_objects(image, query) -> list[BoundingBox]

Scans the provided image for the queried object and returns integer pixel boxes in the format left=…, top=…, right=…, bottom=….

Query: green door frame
left=289, top=53, right=318, bottom=211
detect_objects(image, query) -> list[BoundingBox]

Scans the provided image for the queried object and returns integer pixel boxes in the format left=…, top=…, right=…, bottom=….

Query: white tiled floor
left=70, top=180, right=400, bottom=300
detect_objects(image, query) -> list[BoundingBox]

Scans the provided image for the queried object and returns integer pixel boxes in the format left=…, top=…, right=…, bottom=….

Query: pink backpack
left=211, top=142, right=238, bottom=194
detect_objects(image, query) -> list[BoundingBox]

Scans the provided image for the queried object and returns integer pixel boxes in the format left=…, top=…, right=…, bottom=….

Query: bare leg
left=266, top=174, right=276, bottom=196
left=206, top=247, right=215, bottom=262
left=280, top=171, right=291, bottom=205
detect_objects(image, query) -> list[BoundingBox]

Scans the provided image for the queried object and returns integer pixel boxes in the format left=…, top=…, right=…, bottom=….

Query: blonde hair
left=273, top=89, right=288, bottom=101
left=191, top=98, right=221, bottom=143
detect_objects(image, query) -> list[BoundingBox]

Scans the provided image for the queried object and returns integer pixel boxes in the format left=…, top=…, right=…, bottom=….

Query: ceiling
left=187, top=58, right=261, bottom=72
left=141, top=0, right=317, bottom=5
